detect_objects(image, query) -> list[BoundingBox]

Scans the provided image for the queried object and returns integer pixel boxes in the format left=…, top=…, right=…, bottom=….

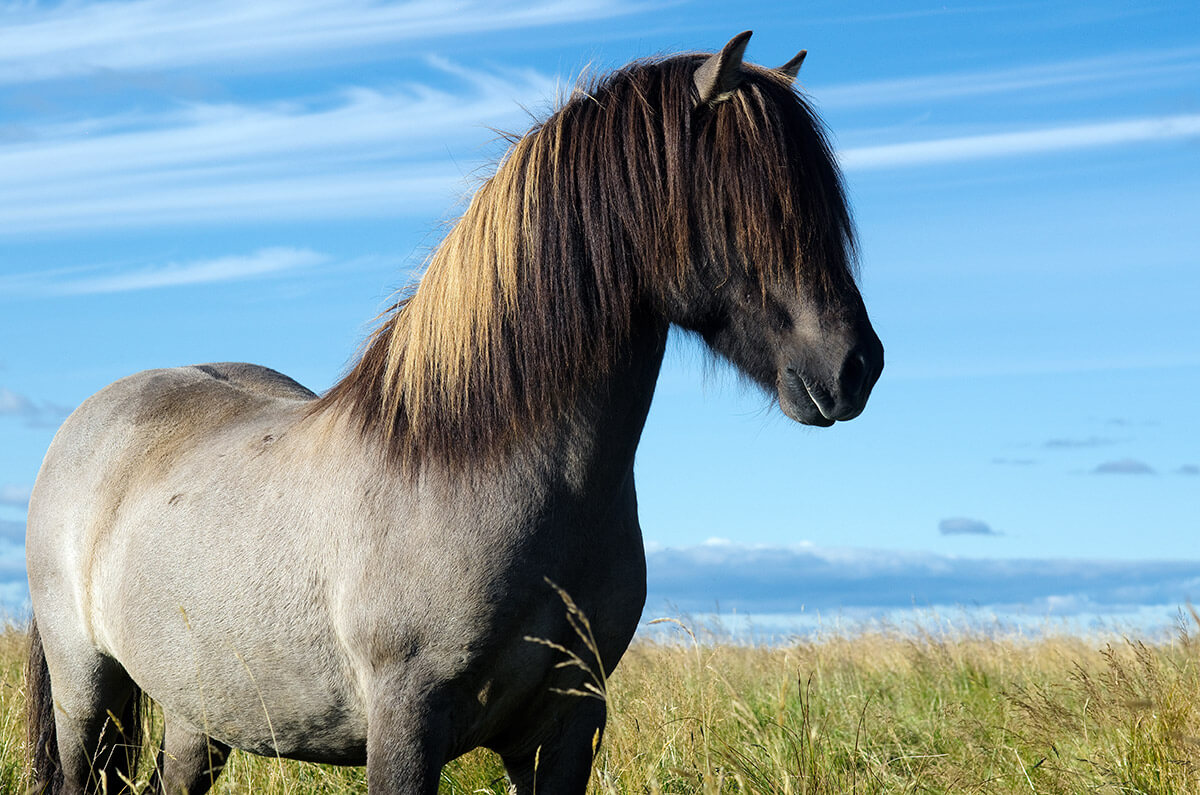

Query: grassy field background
left=2, top=612, right=1199, bottom=794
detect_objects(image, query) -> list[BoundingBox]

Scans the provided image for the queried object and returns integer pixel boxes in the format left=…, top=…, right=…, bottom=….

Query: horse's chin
left=777, top=375, right=836, bottom=427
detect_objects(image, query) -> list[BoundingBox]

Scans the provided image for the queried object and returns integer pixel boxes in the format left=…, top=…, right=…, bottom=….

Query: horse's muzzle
left=778, top=334, right=884, bottom=426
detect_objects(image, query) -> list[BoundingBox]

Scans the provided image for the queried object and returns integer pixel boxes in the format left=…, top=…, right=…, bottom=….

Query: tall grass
left=7, top=609, right=1199, bottom=793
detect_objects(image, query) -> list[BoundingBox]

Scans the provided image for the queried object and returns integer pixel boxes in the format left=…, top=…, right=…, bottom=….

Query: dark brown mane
left=315, top=52, right=856, bottom=469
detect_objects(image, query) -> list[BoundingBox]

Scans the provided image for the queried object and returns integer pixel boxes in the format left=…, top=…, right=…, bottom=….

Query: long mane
left=315, top=54, right=856, bottom=469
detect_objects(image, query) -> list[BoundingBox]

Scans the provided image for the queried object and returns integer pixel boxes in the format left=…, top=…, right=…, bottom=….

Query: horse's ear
left=777, top=49, right=807, bottom=83
left=694, top=30, right=752, bottom=106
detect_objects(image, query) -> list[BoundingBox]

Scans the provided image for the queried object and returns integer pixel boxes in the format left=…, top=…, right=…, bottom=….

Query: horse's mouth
left=778, top=368, right=836, bottom=427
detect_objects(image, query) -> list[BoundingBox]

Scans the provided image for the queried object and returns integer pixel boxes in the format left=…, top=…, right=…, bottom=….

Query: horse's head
left=698, top=259, right=884, bottom=427
left=658, top=31, right=883, bottom=426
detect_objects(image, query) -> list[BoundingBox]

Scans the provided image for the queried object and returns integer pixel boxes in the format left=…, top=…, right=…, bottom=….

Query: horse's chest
left=339, top=487, right=646, bottom=737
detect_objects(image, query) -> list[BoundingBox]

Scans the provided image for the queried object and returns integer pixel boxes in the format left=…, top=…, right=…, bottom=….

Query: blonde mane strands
left=317, top=55, right=855, bottom=470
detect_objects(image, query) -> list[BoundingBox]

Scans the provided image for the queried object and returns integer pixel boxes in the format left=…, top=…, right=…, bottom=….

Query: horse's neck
left=547, top=315, right=668, bottom=495
left=313, top=312, right=668, bottom=502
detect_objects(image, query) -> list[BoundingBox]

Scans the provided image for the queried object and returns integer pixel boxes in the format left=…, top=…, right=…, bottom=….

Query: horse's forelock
left=317, top=53, right=855, bottom=470
left=693, top=68, right=858, bottom=297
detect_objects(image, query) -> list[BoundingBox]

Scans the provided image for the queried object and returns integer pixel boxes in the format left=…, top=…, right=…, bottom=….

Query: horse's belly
left=110, top=597, right=369, bottom=763
left=95, top=514, right=370, bottom=763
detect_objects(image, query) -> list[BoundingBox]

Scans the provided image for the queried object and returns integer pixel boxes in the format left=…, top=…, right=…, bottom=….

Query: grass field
left=3, top=611, right=1199, bottom=794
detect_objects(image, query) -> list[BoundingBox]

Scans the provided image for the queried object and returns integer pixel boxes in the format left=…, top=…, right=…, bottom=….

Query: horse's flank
left=316, top=55, right=855, bottom=471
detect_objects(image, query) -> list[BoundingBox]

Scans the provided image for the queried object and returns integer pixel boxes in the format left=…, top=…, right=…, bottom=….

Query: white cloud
left=4, top=247, right=328, bottom=296
left=840, top=113, right=1200, bottom=170
left=0, top=63, right=556, bottom=235
left=3, top=71, right=556, bottom=185
left=0, top=0, right=644, bottom=84
left=817, top=47, right=1200, bottom=109
left=6, top=34, right=1197, bottom=237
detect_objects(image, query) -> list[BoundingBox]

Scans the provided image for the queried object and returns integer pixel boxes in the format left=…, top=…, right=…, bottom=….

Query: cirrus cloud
left=0, top=0, right=648, bottom=85
left=1, top=247, right=328, bottom=297
left=0, top=61, right=556, bottom=236
left=840, top=113, right=1200, bottom=171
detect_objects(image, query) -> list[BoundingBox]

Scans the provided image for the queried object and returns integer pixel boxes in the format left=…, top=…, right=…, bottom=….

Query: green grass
left=7, top=611, right=1200, bottom=793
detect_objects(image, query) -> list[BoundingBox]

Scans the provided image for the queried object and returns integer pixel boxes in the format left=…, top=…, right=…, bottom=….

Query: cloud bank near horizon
left=645, top=541, right=1200, bottom=617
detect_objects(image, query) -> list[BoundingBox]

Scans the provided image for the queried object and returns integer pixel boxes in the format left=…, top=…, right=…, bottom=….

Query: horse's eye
left=766, top=297, right=792, bottom=332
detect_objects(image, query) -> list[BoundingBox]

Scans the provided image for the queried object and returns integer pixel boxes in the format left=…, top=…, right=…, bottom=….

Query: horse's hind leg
left=44, top=649, right=141, bottom=794
left=151, top=718, right=230, bottom=795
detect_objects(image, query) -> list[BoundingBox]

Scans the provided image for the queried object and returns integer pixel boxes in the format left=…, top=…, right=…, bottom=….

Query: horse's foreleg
left=364, top=683, right=452, bottom=795
left=501, top=700, right=606, bottom=795
left=151, top=718, right=229, bottom=795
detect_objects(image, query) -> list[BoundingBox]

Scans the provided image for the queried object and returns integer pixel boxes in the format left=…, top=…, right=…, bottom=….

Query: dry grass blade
left=523, top=578, right=609, bottom=704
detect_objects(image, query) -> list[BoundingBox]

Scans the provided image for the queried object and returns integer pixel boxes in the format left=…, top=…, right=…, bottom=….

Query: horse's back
left=183, top=362, right=317, bottom=401
left=101, top=362, right=316, bottom=442
left=26, top=362, right=317, bottom=637
left=29, top=361, right=314, bottom=503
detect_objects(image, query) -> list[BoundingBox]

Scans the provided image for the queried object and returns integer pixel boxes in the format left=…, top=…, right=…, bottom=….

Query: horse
left=25, top=31, right=883, bottom=794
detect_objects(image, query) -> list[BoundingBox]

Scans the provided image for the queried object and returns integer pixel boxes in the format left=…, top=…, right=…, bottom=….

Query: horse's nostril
left=840, top=350, right=868, bottom=398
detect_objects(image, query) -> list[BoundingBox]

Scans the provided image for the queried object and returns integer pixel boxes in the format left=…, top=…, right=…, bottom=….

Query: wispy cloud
left=0, top=0, right=645, bottom=84
left=0, top=62, right=556, bottom=235
left=645, top=541, right=1200, bottom=615
left=0, top=388, right=70, bottom=428
left=6, top=34, right=1197, bottom=235
left=840, top=113, right=1200, bottom=171
left=2, top=247, right=328, bottom=297
left=0, top=485, right=31, bottom=511
left=939, top=518, right=999, bottom=536
left=1092, top=458, right=1157, bottom=475
left=1043, top=436, right=1117, bottom=449
left=0, top=389, right=33, bottom=417
left=818, top=47, right=1200, bottom=109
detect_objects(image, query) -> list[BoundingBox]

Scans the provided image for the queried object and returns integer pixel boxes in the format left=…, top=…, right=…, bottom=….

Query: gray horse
left=26, top=31, right=882, bottom=794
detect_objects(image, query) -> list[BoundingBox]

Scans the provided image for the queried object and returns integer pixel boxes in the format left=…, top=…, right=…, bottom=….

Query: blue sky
left=1, top=0, right=1198, bottom=628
